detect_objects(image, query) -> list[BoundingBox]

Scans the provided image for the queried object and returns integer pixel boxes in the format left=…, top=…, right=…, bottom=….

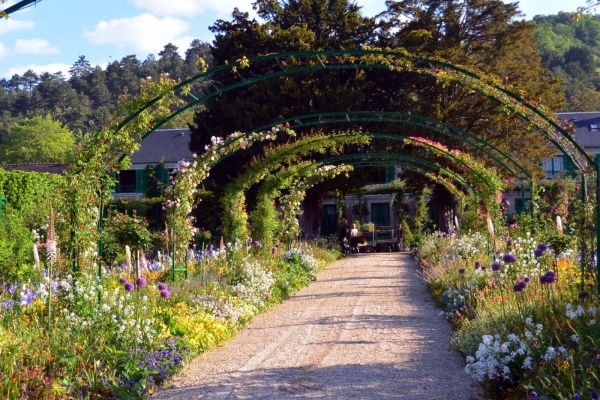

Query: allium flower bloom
left=534, top=249, right=544, bottom=258
left=579, top=290, right=591, bottom=300
left=537, top=243, right=548, bottom=251
left=158, top=283, right=168, bottom=291
left=254, top=241, right=263, bottom=249
left=272, top=246, right=278, bottom=255
left=119, top=277, right=128, bottom=284
left=590, top=391, right=598, bottom=399
left=474, top=261, right=481, bottom=269
left=513, top=281, right=526, bottom=292
left=160, top=290, right=170, bottom=299
left=530, top=391, right=538, bottom=399
left=503, top=253, right=517, bottom=263
left=459, top=268, right=465, bottom=274
left=524, top=276, right=531, bottom=283
left=136, top=277, right=147, bottom=288
left=491, top=262, right=502, bottom=271
left=124, top=282, right=135, bottom=292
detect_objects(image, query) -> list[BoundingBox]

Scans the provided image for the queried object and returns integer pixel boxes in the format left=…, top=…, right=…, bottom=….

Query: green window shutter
left=111, top=172, right=118, bottom=193
left=159, top=167, right=170, bottom=184
left=515, top=198, right=525, bottom=214
left=385, top=167, right=395, bottom=183
left=564, top=156, right=576, bottom=177
left=135, top=169, right=147, bottom=193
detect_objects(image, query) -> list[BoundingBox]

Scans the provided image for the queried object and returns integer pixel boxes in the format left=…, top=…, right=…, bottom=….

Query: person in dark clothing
left=338, top=218, right=349, bottom=254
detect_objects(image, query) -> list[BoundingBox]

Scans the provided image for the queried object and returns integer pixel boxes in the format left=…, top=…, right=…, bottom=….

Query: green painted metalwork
left=244, top=111, right=531, bottom=181
left=116, top=49, right=591, bottom=173
left=297, top=152, right=479, bottom=198
left=112, top=48, right=598, bottom=282
left=1, top=0, right=40, bottom=17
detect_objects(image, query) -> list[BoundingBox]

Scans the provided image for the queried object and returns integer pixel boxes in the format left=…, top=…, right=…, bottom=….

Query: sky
left=0, top=0, right=587, bottom=80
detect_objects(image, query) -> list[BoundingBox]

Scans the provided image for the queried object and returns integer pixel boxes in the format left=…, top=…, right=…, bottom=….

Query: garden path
left=153, top=253, right=484, bottom=400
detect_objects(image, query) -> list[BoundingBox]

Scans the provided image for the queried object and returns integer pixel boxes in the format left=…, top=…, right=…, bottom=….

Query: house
left=113, top=128, right=193, bottom=198
left=498, top=112, right=600, bottom=218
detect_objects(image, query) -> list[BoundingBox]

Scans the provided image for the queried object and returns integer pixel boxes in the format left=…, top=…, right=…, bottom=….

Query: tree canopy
left=0, top=114, right=75, bottom=164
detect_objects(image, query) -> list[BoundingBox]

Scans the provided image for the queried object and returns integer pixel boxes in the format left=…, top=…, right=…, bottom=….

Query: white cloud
left=4, top=62, right=71, bottom=78
left=0, top=18, right=35, bottom=34
left=127, top=0, right=253, bottom=17
left=0, top=41, right=8, bottom=58
left=83, top=13, right=192, bottom=54
left=14, top=38, right=59, bottom=54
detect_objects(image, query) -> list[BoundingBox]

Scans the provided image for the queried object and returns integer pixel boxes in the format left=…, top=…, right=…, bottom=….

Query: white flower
left=571, top=334, right=579, bottom=343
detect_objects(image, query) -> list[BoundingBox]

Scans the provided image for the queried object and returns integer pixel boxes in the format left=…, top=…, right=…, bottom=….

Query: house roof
left=557, top=112, right=600, bottom=152
left=0, top=163, right=69, bottom=174
left=130, top=128, right=194, bottom=165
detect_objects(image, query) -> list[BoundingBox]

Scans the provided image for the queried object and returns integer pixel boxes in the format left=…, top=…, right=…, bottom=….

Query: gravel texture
left=153, top=253, right=484, bottom=400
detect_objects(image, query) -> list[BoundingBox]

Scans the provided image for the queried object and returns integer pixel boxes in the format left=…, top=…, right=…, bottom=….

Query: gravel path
left=153, top=253, right=484, bottom=400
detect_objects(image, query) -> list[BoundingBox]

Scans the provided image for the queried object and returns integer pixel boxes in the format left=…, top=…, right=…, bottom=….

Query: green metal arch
left=296, top=152, right=479, bottom=198
left=116, top=49, right=592, bottom=172
left=228, top=133, right=486, bottom=201
left=237, top=111, right=531, bottom=182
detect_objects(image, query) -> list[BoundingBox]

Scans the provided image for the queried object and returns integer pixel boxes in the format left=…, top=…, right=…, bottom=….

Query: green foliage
left=0, top=169, right=64, bottom=227
left=533, top=12, right=600, bottom=110
left=0, top=206, right=37, bottom=283
left=400, top=219, right=413, bottom=249
left=103, top=211, right=153, bottom=252
left=0, top=115, right=75, bottom=164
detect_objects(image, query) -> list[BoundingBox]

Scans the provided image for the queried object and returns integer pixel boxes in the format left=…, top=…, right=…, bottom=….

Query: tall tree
left=0, top=115, right=75, bottom=163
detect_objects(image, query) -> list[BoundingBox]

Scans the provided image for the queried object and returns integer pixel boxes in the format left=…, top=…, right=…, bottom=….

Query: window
left=590, top=123, right=600, bottom=131
left=371, top=203, right=390, bottom=226
left=117, top=170, right=136, bottom=193
left=542, top=155, right=564, bottom=179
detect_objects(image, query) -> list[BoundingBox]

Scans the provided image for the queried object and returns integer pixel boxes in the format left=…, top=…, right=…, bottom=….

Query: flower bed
left=0, top=242, right=340, bottom=399
left=417, top=230, right=599, bottom=399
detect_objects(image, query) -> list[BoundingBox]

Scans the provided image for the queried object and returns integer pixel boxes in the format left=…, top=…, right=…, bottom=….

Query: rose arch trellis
left=74, top=49, right=600, bottom=290
left=221, top=132, right=498, bottom=238
left=273, top=155, right=476, bottom=242
left=222, top=134, right=492, bottom=244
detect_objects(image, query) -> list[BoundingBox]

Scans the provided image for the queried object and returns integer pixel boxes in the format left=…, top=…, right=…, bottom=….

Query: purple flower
left=254, top=241, right=263, bottom=249
left=524, top=276, right=531, bottom=283
left=272, top=246, right=278, bottom=255
left=579, top=290, right=591, bottom=300
left=537, top=243, right=548, bottom=251
left=481, top=266, right=486, bottom=272
left=459, top=268, right=465, bottom=274
left=475, top=261, right=481, bottom=269
left=158, top=283, right=168, bottom=291
left=574, top=394, right=581, bottom=400
left=514, top=281, right=526, bottom=292
left=136, top=277, right=147, bottom=288
left=539, top=275, right=547, bottom=284
left=247, top=237, right=253, bottom=243
left=119, top=277, right=128, bottom=284
left=491, top=262, right=502, bottom=271
left=503, top=253, right=517, bottom=263
left=160, top=290, right=170, bottom=299
left=534, top=249, right=544, bottom=258
left=124, top=282, right=135, bottom=292
left=591, top=391, right=598, bottom=399
left=545, top=271, right=556, bottom=284
left=530, top=391, right=538, bottom=399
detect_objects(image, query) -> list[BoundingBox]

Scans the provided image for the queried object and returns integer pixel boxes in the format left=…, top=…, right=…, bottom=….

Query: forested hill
left=0, top=40, right=212, bottom=140
left=2, top=10, right=600, bottom=150
left=533, top=12, right=600, bottom=111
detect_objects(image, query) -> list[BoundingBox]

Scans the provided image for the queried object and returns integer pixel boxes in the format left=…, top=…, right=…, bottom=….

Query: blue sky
left=0, top=0, right=584, bottom=80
